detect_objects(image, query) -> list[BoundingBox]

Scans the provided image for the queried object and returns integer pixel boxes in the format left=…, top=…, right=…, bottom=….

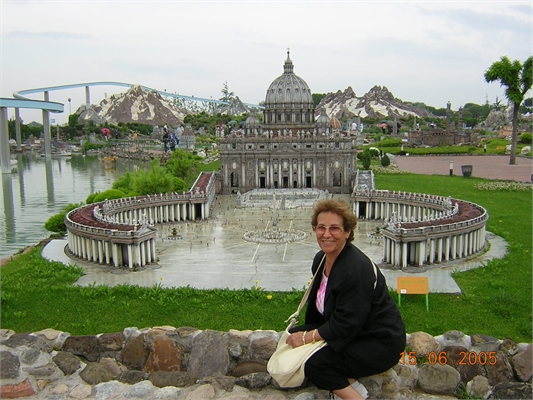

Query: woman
left=286, top=199, right=405, bottom=399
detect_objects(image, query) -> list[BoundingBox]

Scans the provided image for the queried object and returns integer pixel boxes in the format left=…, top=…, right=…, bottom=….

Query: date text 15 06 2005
left=400, top=351, right=498, bottom=366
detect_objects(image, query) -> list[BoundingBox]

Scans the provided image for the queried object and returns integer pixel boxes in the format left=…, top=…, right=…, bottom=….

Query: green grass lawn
left=1, top=172, right=531, bottom=342
left=375, top=173, right=532, bottom=342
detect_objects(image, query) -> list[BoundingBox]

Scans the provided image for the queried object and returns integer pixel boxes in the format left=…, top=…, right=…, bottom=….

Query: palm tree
left=484, top=55, right=532, bottom=165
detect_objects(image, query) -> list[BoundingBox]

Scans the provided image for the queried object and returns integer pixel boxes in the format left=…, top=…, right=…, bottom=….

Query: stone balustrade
left=64, top=172, right=217, bottom=270
left=352, top=189, right=489, bottom=268
left=0, top=327, right=530, bottom=399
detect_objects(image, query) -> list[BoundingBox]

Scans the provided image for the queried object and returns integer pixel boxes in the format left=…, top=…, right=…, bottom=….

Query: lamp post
left=68, top=98, right=71, bottom=115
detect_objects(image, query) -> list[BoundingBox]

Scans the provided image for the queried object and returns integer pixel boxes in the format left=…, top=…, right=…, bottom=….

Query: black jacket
left=304, top=243, right=405, bottom=360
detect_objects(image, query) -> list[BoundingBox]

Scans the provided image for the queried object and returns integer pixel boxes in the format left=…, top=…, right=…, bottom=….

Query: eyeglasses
left=313, top=225, right=344, bottom=235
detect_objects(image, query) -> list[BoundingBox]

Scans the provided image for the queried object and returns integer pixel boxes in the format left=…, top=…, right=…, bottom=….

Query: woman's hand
left=286, top=331, right=307, bottom=348
left=286, top=329, right=321, bottom=347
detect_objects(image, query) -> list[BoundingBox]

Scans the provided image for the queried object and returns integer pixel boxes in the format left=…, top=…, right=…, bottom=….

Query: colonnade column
left=112, top=243, right=120, bottom=267
left=457, top=235, right=464, bottom=258
left=140, top=243, right=146, bottom=266
left=437, top=238, right=443, bottom=262
left=127, top=245, right=133, bottom=269
left=401, top=242, right=408, bottom=268
left=451, top=235, right=457, bottom=259
left=98, top=240, right=104, bottom=263
left=151, top=238, right=156, bottom=262
left=417, top=241, right=425, bottom=266
left=429, top=239, right=436, bottom=263
left=105, top=241, right=111, bottom=264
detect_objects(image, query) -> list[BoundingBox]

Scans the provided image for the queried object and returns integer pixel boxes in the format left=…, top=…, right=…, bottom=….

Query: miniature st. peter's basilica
left=219, top=51, right=357, bottom=195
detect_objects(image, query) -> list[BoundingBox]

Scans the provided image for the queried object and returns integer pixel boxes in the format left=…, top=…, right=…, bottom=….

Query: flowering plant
left=475, top=181, right=532, bottom=192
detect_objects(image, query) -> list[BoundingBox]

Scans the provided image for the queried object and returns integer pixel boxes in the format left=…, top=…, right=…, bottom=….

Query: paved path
left=395, top=155, right=532, bottom=182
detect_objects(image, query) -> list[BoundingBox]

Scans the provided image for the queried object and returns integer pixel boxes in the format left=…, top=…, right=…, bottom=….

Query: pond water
left=0, top=153, right=146, bottom=259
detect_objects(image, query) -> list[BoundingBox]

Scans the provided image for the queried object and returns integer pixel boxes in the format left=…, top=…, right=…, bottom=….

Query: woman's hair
left=311, top=199, right=357, bottom=242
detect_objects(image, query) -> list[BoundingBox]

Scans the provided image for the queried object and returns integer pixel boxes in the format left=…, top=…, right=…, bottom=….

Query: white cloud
left=1, top=0, right=531, bottom=124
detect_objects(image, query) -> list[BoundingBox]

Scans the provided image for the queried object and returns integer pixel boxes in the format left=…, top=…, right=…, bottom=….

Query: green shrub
left=132, top=160, right=175, bottom=195
left=369, top=148, right=380, bottom=158
left=112, top=172, right=138, bottom=195
left=172, top=177, right=188, bottom=192
left=44, top=203, right=83, bottom=234
left=86, top=192, right=98, bottom=204
left=520, top=133, right=532, bottom=144
left=82, top=141, right=105, bottom=152
left=375, top=138, right=402, bottom=147
left=381, top=154, right=391, bottom=167
left=93, top=189, right=127, bottom=203
left=44, top=213, right=67, bottom=234
left=361, top=150, right=371, bottom=170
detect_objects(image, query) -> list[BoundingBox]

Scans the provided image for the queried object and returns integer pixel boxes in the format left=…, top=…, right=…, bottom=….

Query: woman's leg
left=333, top=385, right=365, bottom=400
left=305, top=347, right=352, bottom=390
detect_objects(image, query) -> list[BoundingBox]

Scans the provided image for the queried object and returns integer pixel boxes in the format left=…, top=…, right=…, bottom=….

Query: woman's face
left=314, top=211, right=350, bottom=257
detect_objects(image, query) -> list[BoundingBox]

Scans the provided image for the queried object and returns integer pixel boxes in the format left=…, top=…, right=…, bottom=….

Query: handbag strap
left=371, top=259, right=378, bottom=290
left=285, top=254, right=326, bottom=328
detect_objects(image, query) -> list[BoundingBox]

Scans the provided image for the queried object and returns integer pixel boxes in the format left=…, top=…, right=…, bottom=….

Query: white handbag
left=267, top=255, right=327, bottom=388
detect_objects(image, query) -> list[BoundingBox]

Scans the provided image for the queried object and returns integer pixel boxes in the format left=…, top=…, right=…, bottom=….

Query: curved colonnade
left=352, top=189, right=488, bottom=268
left=65, top=170, right=488, bottom=270
left=65, top=172, right=217, bottom=269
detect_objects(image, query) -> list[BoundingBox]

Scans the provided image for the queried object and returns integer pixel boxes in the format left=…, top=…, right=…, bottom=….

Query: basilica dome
left=316, top=114, right=331, bottom=128
left=262, top=51, right=316, bottom=131
left=264, top=51, right=313, bottom=107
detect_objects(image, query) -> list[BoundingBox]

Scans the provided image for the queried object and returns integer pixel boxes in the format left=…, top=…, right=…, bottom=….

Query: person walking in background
left=285, top=199, right=405, bottom=399
left=163, top=125, right=170, bottom=152
left=170, top=131, right=178, bottom=151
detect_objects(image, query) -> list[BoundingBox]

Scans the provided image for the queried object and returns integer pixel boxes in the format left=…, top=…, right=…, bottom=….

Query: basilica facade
left=219, top=52, right=356, bottom=194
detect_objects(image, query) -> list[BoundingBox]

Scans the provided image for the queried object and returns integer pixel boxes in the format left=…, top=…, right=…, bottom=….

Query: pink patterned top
left=316, top=270, right=328, bottom=315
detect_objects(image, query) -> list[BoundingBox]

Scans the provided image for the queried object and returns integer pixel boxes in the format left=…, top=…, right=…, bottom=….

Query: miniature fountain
left=242, top=193, right=307, bottom=244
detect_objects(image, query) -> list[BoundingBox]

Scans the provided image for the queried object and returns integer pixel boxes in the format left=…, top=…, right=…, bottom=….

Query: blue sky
left=1, top=0, right=531, bottom=125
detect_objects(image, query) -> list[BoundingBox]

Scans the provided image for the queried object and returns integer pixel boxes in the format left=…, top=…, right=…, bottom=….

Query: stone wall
left=0, top=327, right=531, bottom=399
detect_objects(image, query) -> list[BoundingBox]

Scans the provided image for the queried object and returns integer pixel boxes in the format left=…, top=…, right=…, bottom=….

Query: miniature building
left=219, top=51, right=356, bottom=194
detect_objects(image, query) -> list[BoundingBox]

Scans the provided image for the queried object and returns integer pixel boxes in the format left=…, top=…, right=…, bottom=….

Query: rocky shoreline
left=1, top=326, right=531, bottom=399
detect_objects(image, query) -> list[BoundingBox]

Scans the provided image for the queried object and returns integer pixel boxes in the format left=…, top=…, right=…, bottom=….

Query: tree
left=312, top=93, right=327, bottom=107
left=360, top=149, right=372, bottom=170
left=484, top=55, right=533, bottom=165
left=220, top=81, right=235, bottom=103
left=164, top=149, right=195, bottom=179
left=381, top=154, right=391, bottom=168
left=132, top=160, right=175, bottom=195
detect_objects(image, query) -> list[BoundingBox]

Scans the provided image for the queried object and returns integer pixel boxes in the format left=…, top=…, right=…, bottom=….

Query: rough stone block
left=408, top=331, right=439, bottom=358
left=418, top=363, right=461, bottom=394
left=0, top=378, right=35, bottom=398
left=510, top=344, right=532, bottom=382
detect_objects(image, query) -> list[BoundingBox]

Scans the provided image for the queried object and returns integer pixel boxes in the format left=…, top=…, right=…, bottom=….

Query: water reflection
left=16, top=153, right=26, bottom=207
left=0, top=153, right=149, bottom=259
left=2, top=174, right=15, bottom=243
left=45, top=158, right=54, bottom=203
